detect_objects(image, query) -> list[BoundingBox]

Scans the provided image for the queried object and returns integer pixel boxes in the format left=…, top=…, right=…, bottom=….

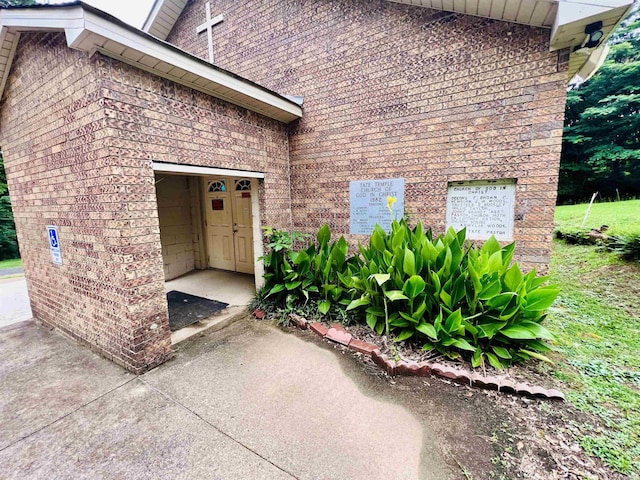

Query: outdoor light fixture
left=584, top=21, right=604, bottom=48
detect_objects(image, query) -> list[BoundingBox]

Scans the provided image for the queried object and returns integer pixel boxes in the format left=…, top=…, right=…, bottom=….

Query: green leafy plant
left=260, top=226, right=308, bottom=274
left=260, top=224, right=355, bottom=316
left=259, top=219, right=559, bottom=369
left=343, top=219, right=559, bottom=368
left=464, top=237, right=559, bottom=368
left=608, top=233, right=640, bottom=261
left=311, top=224, right=353, bottom=315
left=259, top=227, right=311, bottom=308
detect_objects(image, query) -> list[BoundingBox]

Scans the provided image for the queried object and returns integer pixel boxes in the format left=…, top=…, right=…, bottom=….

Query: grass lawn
left=0, top=258, right=22, bottom=270
left=545, top=240, right=640, bottom=476
left=555, top=199, right=640, bottom=236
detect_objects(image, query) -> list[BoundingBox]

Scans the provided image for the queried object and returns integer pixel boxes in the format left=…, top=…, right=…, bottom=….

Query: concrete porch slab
left=0, top=315, right=468, bottom=480
left=144, top=318, right=451, bottom=480
left=165, top=269, right=255, bottom=307
left=166, top=269, right=256, bottom=345
left=169, top=305, right=246, bottom=345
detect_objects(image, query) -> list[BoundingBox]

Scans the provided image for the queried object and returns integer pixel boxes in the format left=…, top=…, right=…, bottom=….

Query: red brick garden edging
left=255, top=309, right=565, bottom=401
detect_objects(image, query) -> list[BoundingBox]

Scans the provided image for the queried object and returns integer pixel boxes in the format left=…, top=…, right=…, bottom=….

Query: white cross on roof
left=196, top=2, right=224, bottom=64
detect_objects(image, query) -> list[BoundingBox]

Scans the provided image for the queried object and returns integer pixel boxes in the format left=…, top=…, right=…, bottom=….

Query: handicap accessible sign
left=47, top=225, right=63, bottom=265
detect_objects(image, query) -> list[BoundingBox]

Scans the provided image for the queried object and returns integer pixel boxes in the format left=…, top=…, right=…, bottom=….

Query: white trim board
left=152, top=162, right=265, bottom=179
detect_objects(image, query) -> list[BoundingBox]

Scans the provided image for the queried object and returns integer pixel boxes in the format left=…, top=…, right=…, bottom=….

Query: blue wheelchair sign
left=49, top=228, right=59, bottom=248
left=47, top=226, right=63, bottom=265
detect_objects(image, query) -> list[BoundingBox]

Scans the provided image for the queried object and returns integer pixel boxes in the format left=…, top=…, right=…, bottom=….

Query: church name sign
left=350, top=178, right=405, bottom=234
left=445, top=179, right=516, bottom=241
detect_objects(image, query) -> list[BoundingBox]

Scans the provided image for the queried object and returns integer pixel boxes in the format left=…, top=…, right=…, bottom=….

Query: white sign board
left=446, top=180, right=516, bottom=241
left=47, top=225, right=63, bottom=265
left=350, top=178, right=405, bottom=234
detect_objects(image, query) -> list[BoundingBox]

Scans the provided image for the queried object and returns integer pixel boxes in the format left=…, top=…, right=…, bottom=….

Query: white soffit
left=551, top=1, right=632, bottom=51
left=388, top=0, right=559, bottom=27
left=0, top=3, right=302, bottom=123
left=387, top=0, right=633, bottom=81
left=153, top=161, right=265, bottom=179
left=143, top=0, right=187, bottom=40
left=570, top=44, right=610, bottom=84
left=553, top=1, right=631, bottom=80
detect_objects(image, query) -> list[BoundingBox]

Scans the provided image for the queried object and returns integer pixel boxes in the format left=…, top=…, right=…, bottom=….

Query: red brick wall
left=0, top=32, right=290, bottom=372
left=167, top=0, right=568, bottom=270
left=0, top=32, right=172, bottom=372
left=101, top=56, right=291, bottom=230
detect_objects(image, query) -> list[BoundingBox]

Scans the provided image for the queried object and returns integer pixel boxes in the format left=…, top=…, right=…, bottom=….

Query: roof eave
left=0, top=4, right=302, bottom=123
left=569, top=44, right=610, bottom=87
left=143, top=0, right=187, bottom=40
left=550, top=1, right=634, bottom=80
left=387, top=0, right=633, bottom=83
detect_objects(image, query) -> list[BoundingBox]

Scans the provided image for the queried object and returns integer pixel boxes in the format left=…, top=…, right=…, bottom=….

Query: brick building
left=0, top=0, right=632, bottom=372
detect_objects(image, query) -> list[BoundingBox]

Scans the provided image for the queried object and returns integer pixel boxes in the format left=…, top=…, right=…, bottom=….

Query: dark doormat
left=166, top=290, right=229, bottom=331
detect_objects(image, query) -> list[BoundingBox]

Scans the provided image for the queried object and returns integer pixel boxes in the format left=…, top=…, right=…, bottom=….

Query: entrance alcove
left=152, top=163, right=265, bottom=343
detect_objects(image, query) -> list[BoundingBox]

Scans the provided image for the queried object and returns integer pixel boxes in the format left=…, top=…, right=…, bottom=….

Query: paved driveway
left=0, top=267, right=23, bottom=277
left=0, top=276, right=32, bottom=328
left=0, top=317, right=507, bottom=479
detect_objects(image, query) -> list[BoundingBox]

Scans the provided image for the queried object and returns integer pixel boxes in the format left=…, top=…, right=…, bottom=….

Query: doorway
left=204, top=177, right=255, bottom=275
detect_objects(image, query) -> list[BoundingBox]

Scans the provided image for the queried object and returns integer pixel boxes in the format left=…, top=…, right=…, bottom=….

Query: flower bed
left=257, top=218, right=559, bottom=372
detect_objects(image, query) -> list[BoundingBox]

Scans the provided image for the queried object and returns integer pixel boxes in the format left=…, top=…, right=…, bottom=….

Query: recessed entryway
left=165, top=269, right=255, bottom=306
left=152, top=162, right=265, bottom=342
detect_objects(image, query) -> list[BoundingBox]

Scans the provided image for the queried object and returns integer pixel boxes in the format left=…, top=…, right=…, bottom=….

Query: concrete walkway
left=0, top=317, right=466, bottom=479
left=0, top=276, right=32, bottom=328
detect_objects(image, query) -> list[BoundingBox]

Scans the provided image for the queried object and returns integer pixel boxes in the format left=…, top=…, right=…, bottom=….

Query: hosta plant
left=343, top=219, right=559, bottom=369
left=260, top=225, right=356, bottom=315
left=259, top=220, right=559, bottom=369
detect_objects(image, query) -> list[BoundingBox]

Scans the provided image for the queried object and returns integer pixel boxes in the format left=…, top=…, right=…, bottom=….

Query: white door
left=204, top=177, right=254, bottom=274
left=232, top=179, right=255, bottom=274
left=205, top=178, right=235, bottom=271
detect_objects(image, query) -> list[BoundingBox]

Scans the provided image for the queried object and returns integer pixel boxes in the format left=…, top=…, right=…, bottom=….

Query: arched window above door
left=208, top=180, right=226, bottom=192
left=235, top=179, right=251, bottom=191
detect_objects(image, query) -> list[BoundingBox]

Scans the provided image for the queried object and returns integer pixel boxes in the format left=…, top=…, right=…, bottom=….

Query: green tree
left=0, top=0, right=33, bottom=259
left=0, top=151, right=19, bottom=260
left=559, top=7, right=640, bottom=204
left=0, top=1, right=37, bottom=7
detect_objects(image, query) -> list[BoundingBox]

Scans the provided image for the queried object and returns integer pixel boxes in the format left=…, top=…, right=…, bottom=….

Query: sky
left=49, top=0, right=155, bottom=28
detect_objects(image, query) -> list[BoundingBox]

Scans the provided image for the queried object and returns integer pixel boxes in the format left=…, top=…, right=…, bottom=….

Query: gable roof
left=0, top=2, right=302, bottom=123
left=144, top=0, right=633, bottom=83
